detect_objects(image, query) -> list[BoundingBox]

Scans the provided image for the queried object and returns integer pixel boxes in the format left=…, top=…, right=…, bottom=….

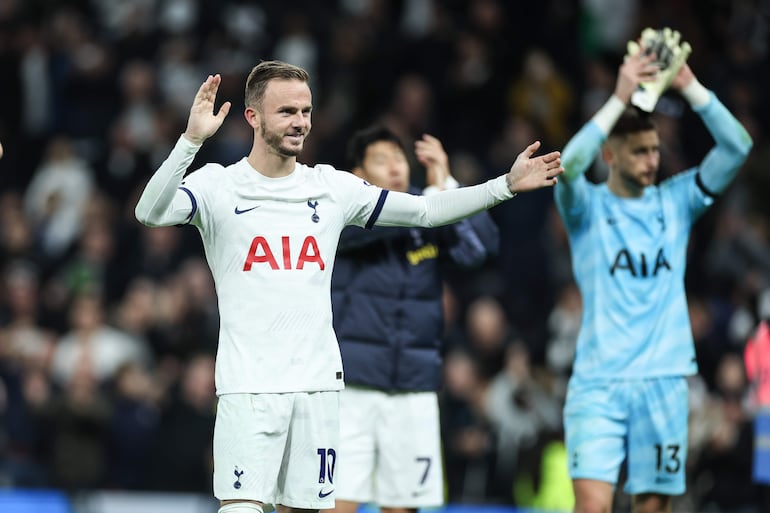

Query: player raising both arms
left=554, top=29, right=753, bottom=513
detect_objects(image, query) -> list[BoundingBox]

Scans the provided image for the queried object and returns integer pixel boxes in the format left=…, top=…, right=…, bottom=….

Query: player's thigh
left=279, top=391, right=340, bottom=509
left=213, top=393, right=292, bottom=503
left=335, top=387, right=381, bottom=502
left=564, top=380, right=627, bottom=485
left=625, top=377, right=687, bottom=496
left=375, top=391, right=444, bottom=508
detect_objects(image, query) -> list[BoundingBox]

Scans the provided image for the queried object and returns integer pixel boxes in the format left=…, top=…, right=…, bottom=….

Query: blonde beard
left=259, top=118, right=307, bottom=158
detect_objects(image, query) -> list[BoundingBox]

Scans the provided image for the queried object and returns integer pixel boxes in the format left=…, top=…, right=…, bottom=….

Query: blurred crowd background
left=0, top=0, right=768, bottom=511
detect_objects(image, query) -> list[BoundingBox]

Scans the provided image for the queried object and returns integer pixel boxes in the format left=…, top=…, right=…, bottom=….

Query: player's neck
left=247, top=145, right=296, bottom=178
left=607, top=173, right=644, bottom=198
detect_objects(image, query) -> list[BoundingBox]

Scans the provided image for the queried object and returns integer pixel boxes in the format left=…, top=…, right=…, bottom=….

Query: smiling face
left=604, top=128, right=661, bottom=197
left=354, top=140, right=410, bottom=192
left=248, top=78, right=312, bottom=158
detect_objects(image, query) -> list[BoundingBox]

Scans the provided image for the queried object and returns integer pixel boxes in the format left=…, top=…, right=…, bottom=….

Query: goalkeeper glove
left=626, top=27, right=692, bottom=112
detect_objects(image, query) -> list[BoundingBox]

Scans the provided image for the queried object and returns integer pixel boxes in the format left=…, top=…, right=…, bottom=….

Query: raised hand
left=616, top=46, right=659, bottom=104
left=669, top=62, right=695, bottom=92
left=184, top=74, right=232, bottom=145
left=626, top=27, right=692, bottom=112
left=505, top=141, right=563, bottom=193
left=415, top=134, right=450, bottom=189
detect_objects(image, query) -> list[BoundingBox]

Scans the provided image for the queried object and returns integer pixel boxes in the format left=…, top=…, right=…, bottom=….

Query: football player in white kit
left=134, top=60, right=564, bottom=513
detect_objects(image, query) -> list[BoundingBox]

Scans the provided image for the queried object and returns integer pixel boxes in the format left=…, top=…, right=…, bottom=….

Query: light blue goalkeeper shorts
left=564, top=376, right=688, bottom=495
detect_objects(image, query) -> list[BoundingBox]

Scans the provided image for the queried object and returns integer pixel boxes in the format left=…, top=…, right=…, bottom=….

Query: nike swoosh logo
left=318, top=489, right=334, bottom=498
left=234, top=205, right=260, bottom=215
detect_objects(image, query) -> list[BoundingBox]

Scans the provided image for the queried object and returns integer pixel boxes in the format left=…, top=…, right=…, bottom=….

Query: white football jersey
left=179, top=158, right=386, bottom=395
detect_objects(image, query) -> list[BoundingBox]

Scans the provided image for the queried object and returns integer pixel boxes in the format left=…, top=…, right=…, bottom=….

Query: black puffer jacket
left=331, top=189, right=499, bottom=391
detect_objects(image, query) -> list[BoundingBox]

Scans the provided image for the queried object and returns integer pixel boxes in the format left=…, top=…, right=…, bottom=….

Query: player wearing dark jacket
left=330, top=125, right=499, bottom=513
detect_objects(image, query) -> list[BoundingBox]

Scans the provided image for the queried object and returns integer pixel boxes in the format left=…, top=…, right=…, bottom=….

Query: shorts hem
left=568, top=472, right=616, bottom=485
left=625, top=485, right=685, bottom=496
left=336, top=499, right=445, bottom=509
left=381, top=501, right=445, bottom=509
left=277, top=499, right=334, bottom=509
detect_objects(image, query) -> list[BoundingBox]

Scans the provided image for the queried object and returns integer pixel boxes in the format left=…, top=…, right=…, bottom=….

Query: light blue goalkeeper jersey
left=555, top=93, right=752, bottom=383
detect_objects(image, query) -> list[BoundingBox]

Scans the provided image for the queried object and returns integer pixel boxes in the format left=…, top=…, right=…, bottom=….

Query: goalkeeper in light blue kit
left=555, top=29, right=753, bottom=513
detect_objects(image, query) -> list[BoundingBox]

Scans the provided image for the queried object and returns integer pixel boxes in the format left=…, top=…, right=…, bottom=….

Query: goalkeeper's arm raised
left=554, top=49, right=658, bottom=218
left=561, top=49, right=657, bottom=182
left=669, top=63, right=753, bottom=195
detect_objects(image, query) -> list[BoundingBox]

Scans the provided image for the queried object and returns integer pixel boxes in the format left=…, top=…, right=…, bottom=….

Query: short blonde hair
left=244, top=60, right=310, bottom=109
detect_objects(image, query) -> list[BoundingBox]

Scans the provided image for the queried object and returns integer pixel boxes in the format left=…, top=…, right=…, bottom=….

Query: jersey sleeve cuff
left=593, top=95, right=627, bottom=135
left=178, top=134, right=204, bottom=152
left=490, top=174, right=516, bottom=200
left=681, top=79, right=711, bottom=110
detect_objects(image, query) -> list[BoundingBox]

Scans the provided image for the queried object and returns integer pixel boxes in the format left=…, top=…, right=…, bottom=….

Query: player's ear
left=601, top=143, right=615, bottom=166
left=244, top=106, right=260, bottom=129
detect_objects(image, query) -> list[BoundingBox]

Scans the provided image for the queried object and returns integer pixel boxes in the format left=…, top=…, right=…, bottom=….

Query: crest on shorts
left=233, top=466, right=244, bottom=489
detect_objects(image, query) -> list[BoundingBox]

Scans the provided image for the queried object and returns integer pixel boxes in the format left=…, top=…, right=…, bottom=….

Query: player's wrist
left=178, top=134, right=204, bottom=151
left=182, top=132, right=205, bottom=147
left=593, top=95, right=627, bottom=135
left=502, top=174, right=518, bottom=197
left=680, top=78, right=710, bottom=108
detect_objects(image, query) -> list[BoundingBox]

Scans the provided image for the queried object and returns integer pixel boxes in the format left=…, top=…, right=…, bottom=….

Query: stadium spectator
left=440, top=347, right=496, bottom=504
left=457, top=295, right=512, bottom=383
left=106, top=361, right=160, bottom=489
left=23, top=136, right=94, bottom=261
left=144, top=352, right=216, bottom=493
left=483, top=340, right=562, bottom=504
left=690, top=353, right=754, bottom=511
left=38, top=360, right=112, bottom=490
left=745, top=289, right=770, bottom=510
left=49, top=292, right=151, bottom=388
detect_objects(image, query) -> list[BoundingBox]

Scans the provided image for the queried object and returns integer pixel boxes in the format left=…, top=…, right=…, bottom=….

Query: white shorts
left=213, top=392, right=339, bottom=509
left=336, top=386, right=444, bottom=508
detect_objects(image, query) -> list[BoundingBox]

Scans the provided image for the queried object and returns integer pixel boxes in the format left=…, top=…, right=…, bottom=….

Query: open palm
left=506, top=141, right=563, bottom=193
left=184, top=74, right=232, bottom=145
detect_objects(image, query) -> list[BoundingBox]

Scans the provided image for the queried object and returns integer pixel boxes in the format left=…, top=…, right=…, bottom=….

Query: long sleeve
left=554, top=95, right=625, bottom=221
left=374, top=175, right=513, bottom=227
left=134, top=135, right=201, bottom=227
left=690, top=92, right=753, bottom=195
left=553, top=122, right=603, bottom=217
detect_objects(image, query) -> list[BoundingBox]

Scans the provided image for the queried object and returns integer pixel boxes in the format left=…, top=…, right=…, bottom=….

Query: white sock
left=218, top=502, right=265, bottom=513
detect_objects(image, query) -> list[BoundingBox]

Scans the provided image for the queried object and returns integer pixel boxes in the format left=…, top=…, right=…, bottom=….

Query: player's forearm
left=561, top=95, right=624, bottom=182
left=376, top=175, right=512, bottom=227
left=691, top=88, right=753, bottom=194
left=429, top=177, right=500, bottom=264
left=135, top=135, right=200, bottom=226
